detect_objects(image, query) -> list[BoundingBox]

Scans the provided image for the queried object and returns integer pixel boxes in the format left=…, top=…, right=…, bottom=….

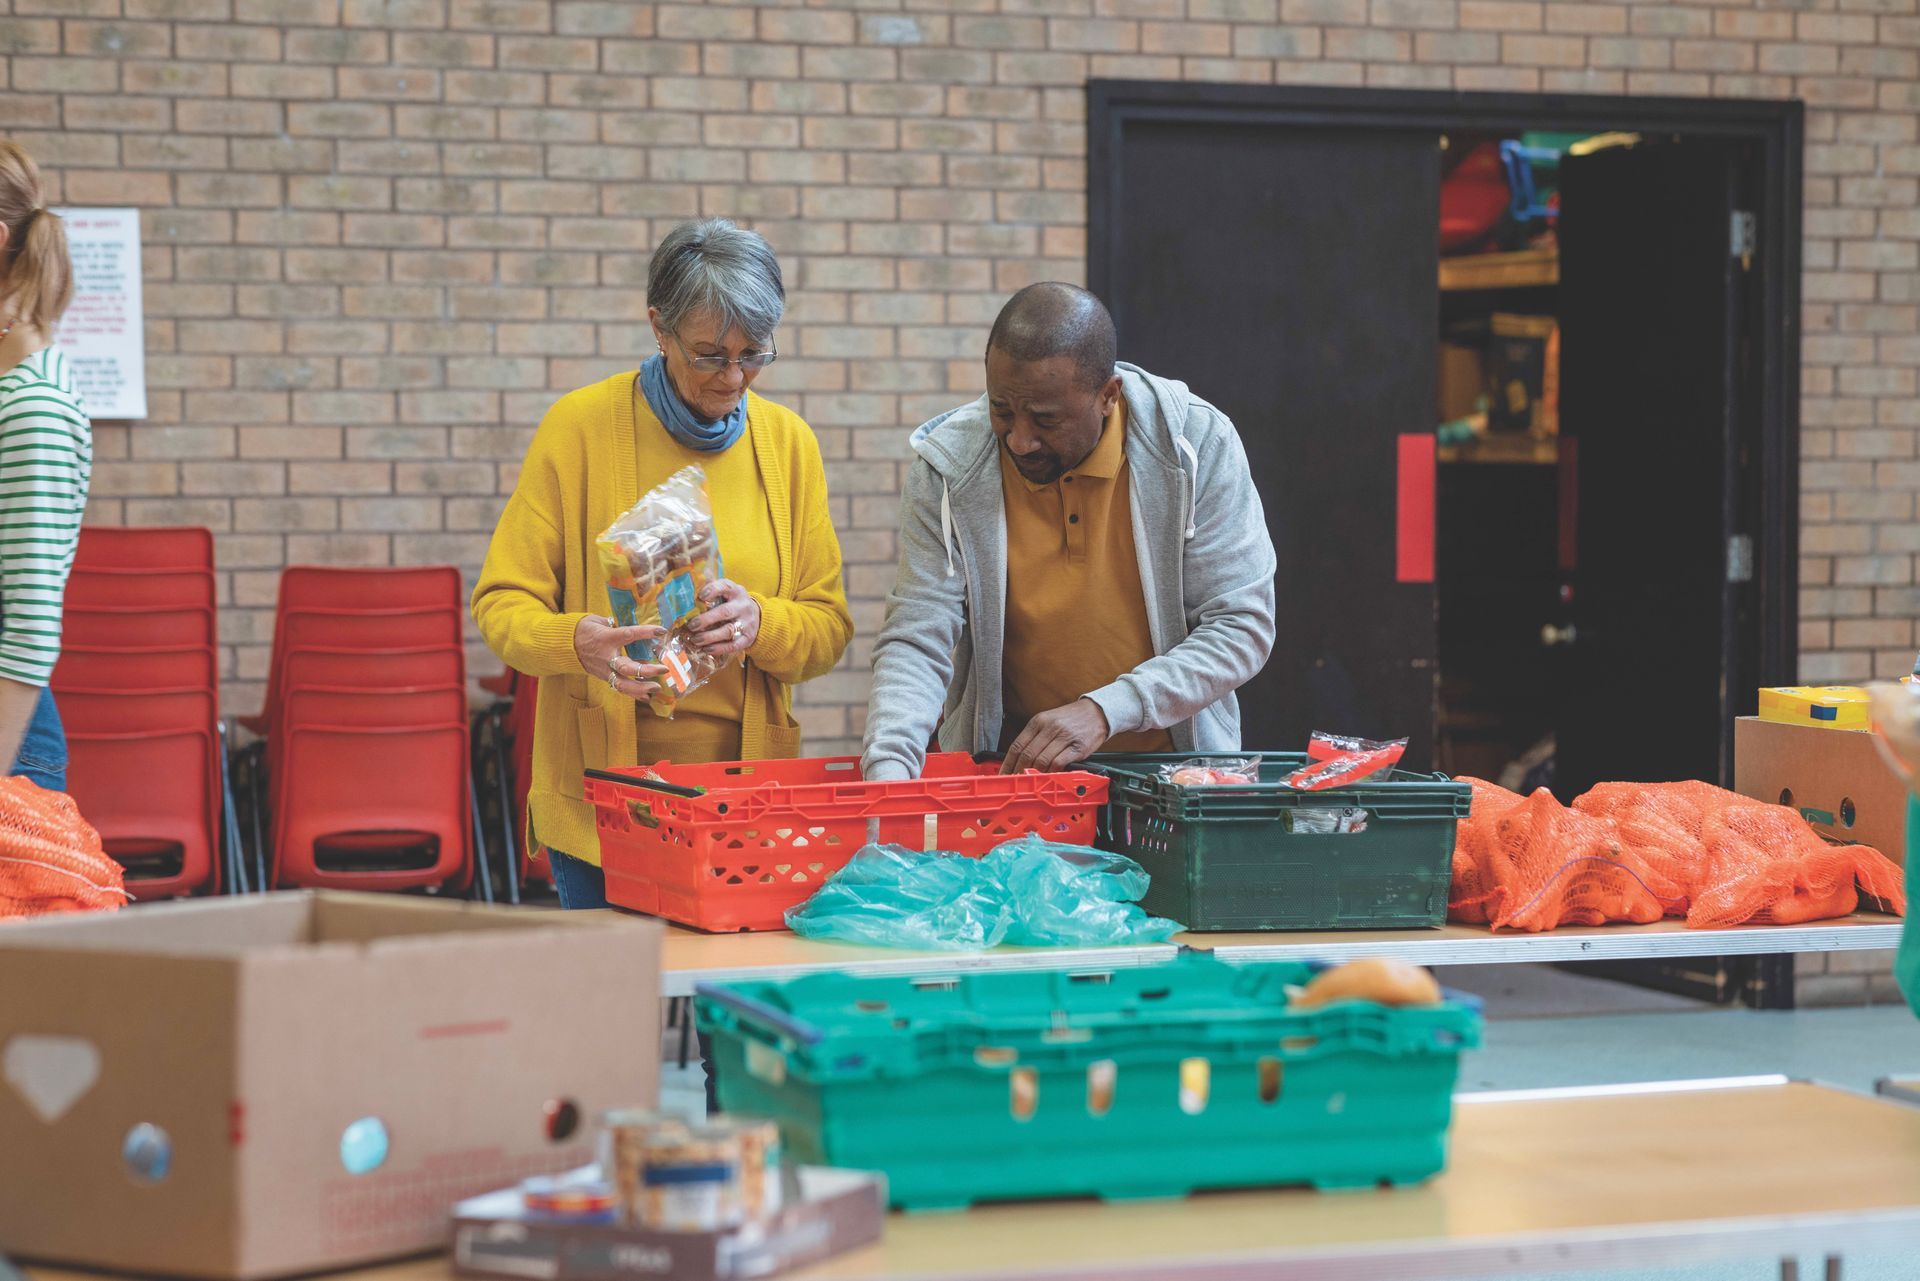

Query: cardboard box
left=0, top=892, right=663, bottom=1280
left=1734, top=717, right=1908, bottom=861
left=452, top=1167, right=886, bottom=1281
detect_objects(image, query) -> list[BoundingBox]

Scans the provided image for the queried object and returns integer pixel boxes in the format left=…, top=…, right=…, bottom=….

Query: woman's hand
left=688, top=580, right=761, bottom=657
left=573, top=615, right=669, bottom=703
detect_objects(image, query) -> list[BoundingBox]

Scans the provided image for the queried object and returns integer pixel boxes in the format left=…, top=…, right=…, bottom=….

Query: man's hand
left=1000, top=698, right=1110, bottom=774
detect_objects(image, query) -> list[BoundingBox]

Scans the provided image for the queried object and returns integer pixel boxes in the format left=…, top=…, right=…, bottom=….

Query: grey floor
left=667, top=964, right=1920, bottom=1281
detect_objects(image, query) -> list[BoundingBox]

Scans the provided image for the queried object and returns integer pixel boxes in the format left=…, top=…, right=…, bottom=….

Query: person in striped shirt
left=0, top=142, right=87, bottom=790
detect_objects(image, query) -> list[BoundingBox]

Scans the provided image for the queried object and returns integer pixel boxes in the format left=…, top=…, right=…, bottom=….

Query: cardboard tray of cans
left=450, top=1167, right=886, bottom=1281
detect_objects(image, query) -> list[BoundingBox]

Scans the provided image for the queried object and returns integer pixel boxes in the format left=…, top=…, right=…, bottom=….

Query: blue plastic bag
left=784, top=834, right=1185, bottom=951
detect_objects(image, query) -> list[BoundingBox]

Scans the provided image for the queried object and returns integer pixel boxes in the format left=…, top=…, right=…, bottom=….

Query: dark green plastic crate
left=694, top=954, right=1481, bottom=1210
left=1090, top=752, right=1472, bottom=932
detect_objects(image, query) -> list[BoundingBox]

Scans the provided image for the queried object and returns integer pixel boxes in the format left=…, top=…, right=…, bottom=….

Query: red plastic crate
left=585, top=753, right=1109, bottom=932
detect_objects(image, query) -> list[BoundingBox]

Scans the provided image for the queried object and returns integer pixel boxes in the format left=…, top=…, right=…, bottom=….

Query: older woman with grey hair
left=474, top=218, right=853, bottom=911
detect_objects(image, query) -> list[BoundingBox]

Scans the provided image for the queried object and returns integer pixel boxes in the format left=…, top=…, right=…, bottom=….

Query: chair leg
left=469, top=781, right=495, bottom=904
left=218, top=723, right=249, bottom=895
left=487, top=708, right=522, bottom=907
left=240, top=740, right=269, bottom=890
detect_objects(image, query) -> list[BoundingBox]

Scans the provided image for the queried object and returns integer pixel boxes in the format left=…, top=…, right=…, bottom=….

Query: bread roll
left=1292, top=958, right=1442, bottom=1009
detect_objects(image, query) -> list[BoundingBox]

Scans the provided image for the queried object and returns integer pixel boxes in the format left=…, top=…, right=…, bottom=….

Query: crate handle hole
left=826, top=761, right=855, bottom=771
left=1258, top=1056, right=1282, bottom=1104
left=974, top=1045, right=1017, bottom=1067
left=1179, top=1058, right=1210, bottom=1115
left=1010, top=1066, right=1038, bottom=1121
left=854, top=1000, right=889, bottom=1013
left=1069, top=972, right=1113, bottom=985
left=1841, top=797, right=1857, bottom=828
left=1087, top=1060, right=1116, bottom=1116
left=1282, top=1036, right=1319, bottom=1053
left=915, top=977, right=960, bottom=992
left=1140, top=988, right=1171, bottom=1001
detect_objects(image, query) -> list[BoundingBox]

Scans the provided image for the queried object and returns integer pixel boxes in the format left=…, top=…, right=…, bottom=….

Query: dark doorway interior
left=1090, top=83, right=1803, bottom=1006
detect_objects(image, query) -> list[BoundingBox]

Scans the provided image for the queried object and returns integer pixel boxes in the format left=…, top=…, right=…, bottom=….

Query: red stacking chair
left=271, top=684, right=471, bottom=893
left=508, top=677, right=544, bottom=886
left=252, top=565, right=479, bottom=897
left=56, top=686, right=221, bottom=901
left=54, top=525, right=237, bottom=900
left=55, top=645, right=217, bottom=691
left=64, top=570, right=216, bottom=613
left=247, top=567, right=463, bottom=736
left=475, top=668, right=548, bottom=898
left=64, top=607, right=215, bottom=650
left=74, top=525, right=215, bottom=572
left=283, top=646, right=463, bottom=691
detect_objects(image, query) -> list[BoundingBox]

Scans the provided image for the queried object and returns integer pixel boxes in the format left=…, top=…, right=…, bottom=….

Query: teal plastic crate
left=1090, top=753, right=1472, bottom=932
left=694, top=954, right=1481, bottom=1210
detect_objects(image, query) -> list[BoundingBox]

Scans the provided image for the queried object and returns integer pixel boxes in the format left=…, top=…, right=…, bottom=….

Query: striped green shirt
left=0, top=346, right=92, bottom=687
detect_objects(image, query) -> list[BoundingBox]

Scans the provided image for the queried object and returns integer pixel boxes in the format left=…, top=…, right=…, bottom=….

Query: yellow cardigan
left=472, top=373, right=853, bottom=865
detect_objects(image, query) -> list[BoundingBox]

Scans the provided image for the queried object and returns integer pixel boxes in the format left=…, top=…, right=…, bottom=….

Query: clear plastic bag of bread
left=595, top=465, right=730, bottom=719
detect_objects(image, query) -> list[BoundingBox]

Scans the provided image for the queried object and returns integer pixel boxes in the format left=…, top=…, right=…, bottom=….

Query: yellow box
left=1757, top=686, right=1871, bottom=731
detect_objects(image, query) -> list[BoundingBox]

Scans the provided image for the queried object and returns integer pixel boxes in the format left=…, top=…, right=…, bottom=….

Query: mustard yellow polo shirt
left=998, top=399, right=1175, bottom=755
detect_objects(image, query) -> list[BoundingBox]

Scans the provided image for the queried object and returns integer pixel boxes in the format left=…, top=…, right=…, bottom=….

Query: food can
left=638, top=1128, right=745, bottom=1231
left=520, top=1175, right=619, bottom=1223
left=704, top=1117, right=783, bottom=1218
left=599, top=1107, right=687, bottom=1224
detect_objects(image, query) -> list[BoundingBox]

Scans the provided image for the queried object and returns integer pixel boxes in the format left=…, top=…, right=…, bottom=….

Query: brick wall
left=8, top=0, right=1918, bottom=757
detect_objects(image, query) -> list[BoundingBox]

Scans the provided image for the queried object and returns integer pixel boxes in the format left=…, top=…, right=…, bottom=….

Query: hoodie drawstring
left=1174, top=436, right=1199, bottom=540
left=939, top=481, right=957, bottom=577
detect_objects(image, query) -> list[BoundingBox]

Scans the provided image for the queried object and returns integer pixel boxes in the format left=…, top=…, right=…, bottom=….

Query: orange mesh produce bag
left=1451, top=779, right=1677, bottom=932
left=1451, top=778, right=1903, bottom=932
left=0, top=777, right=126, bottom=919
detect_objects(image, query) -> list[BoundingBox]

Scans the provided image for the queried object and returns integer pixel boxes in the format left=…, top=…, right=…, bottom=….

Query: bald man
left=862, top=283, right=1277, bottom=780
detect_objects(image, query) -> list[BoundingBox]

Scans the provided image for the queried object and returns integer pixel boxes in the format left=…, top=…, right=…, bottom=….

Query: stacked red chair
left=52, top=526, right=233, bottom=900
left=253, top=566, right=481, bottom=896
left=476, top=667, right=547, bottom=899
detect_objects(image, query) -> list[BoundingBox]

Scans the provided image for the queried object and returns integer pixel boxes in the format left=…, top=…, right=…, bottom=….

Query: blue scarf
left=639, top=352, right=747, bottom=452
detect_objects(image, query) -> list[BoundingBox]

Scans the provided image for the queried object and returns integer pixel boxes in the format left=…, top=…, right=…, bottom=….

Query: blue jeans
left=549, top=849, right=610, bottom=910
left=549, top=847, right=717, bottom=1112
left=12, top=685, right=65, bottom=792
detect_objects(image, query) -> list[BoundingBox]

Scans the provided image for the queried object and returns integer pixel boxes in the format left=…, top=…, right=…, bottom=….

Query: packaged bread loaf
left=595, top=465, right=730, bottom=718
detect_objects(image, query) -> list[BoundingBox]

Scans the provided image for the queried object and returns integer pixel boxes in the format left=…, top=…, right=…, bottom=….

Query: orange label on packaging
left=662, top=649, right=695, bottom=694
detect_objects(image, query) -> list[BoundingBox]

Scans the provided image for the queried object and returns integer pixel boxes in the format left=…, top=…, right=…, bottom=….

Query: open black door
left=1555, top=141, right=1752, bottom=797
left=1094, top=118, right=1442, bottom=765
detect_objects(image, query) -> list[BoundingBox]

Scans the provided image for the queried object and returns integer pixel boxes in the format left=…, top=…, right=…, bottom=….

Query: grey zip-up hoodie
left=862, top=361, right=1278, bottom=780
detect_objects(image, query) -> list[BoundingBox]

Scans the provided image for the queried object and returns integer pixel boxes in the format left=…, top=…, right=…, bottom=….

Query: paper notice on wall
left=49, top=207, right=145, bottom=421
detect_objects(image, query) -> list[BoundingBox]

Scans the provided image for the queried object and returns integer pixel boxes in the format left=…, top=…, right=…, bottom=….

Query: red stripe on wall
left=1396, top=433, right=1436, bottom=584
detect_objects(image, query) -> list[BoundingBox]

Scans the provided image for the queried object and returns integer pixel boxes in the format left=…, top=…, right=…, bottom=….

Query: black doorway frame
left=1089, top=81, right=1805, bottom=1009
left=1087, top=79, right=1802, bottom=696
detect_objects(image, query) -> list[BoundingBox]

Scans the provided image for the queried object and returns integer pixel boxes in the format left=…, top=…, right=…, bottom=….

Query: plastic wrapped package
left=1284, top=732, right=1409, bottom=791
left=783, top=834, right=1185, bottom=951
left=1158, top=756, right=1261, bottom=786
left=595, top=465, right=729, bottom=718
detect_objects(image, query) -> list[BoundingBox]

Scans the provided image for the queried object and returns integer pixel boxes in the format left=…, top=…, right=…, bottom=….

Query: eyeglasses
left=671, top=331, right=778, bottom=374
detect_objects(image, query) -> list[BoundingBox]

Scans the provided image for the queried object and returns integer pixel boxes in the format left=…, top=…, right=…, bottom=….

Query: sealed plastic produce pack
left=1159, top=755, right=1261, bottom=786
left=595, top=465, right=729, bottom=718
left=1284, top=732, right=1409, bottom=791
